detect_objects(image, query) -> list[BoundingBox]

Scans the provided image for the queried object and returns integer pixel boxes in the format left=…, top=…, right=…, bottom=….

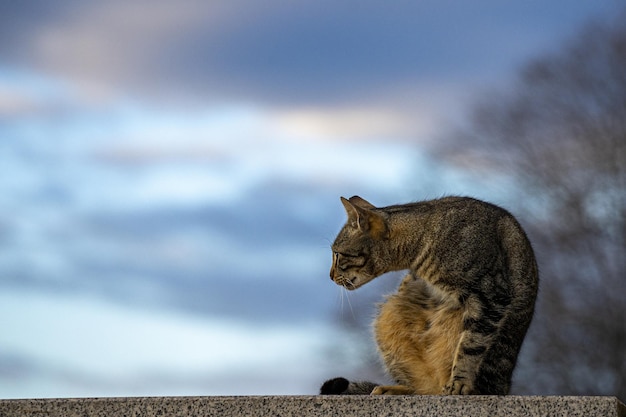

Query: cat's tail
left=320, top=377, right=378, bottom=395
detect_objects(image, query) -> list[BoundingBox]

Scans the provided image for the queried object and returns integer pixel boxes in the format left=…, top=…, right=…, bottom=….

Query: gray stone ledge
left=0, top=395, right=624, bottom=417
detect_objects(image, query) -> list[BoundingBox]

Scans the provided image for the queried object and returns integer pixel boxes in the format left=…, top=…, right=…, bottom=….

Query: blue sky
left=0, top=0, right=621, bottom=398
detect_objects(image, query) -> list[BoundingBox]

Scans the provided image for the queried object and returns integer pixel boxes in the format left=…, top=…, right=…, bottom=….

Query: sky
left=0, top=0, right=621, bottom=398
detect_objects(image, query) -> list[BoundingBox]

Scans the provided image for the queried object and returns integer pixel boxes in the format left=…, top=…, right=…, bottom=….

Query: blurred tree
left=438, top=16, right=625, bottom=397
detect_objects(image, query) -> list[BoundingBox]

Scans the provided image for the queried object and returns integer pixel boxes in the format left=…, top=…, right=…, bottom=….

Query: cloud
left=0, top=83, right=38, bottom=117
left=0, top=69, right=76, bottom=118
left=271, top=106, right=432, bottom=141
left=1, top=0, right=618, bottom=109
left=1, top=99, right=415, bottom=323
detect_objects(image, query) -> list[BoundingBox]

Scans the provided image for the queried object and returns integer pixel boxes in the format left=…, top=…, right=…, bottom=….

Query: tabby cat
left=320, top=196, right=538, bottom=395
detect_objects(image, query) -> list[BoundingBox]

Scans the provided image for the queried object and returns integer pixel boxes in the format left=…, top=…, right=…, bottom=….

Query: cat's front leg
left=444, top=322, right=494, bottom=394
left=443, top=345, right=479, bottom=395
left=443, top=288, right=504, bottom=395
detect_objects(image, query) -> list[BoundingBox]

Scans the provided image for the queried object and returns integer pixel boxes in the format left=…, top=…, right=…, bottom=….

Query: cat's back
left=381, top=196, right=513, bottom=221
left=382, top=196, right=525, bottom=251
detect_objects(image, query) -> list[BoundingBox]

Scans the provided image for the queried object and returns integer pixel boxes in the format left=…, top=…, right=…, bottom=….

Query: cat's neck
left=385, top=211, right=430, bottom=271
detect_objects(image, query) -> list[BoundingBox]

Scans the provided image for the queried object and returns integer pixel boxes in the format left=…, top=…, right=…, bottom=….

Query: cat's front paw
left=443, top=379, right=475, bottom=395
left=371, top=385, right=415, bottom=395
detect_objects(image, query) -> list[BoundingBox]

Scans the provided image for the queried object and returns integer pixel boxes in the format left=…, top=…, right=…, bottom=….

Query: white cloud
left=271, top=106, right=432, bottom=141
left=27, top=102, right=421, bottom=210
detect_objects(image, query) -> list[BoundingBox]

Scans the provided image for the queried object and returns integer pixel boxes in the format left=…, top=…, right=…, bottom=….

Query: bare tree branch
left=438, top=15, right=626, bottom=398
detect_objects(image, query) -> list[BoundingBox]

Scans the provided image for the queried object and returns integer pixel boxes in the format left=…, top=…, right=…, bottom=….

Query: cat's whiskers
left=335, top=286, right=350, bottom=320
left=335, top=286, right=344, bottom=316
left=340, top=286, right=356, bottom=321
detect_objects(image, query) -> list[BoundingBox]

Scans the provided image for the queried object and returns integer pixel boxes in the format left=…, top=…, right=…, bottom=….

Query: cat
left=320, top=196, right=538, bottom=395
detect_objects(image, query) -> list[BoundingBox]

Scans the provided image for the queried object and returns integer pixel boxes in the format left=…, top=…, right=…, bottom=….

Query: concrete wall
left=1, top=395, right=625, bottom=417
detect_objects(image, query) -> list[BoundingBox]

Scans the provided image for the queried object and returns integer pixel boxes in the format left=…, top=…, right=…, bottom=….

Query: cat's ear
left=347, top=196, right=376, bottom=210
left=340, top=196, right=389, bottom=239
left=341, top=196, right=360, bottom=227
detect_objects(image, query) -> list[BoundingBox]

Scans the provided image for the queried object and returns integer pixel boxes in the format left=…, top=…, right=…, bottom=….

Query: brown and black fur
left=321, top=196, right=538, bottom=395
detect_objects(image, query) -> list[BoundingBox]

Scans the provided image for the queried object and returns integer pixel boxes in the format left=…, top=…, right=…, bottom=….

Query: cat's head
left=330, top=196, right=390, bottom=290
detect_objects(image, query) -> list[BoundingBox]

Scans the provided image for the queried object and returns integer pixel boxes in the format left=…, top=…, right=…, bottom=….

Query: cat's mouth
left=341, top=279, right=358, bottom=290
left=333, top=276, right=365, bottom=290
left=331, top=267, right=375, bottom=290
